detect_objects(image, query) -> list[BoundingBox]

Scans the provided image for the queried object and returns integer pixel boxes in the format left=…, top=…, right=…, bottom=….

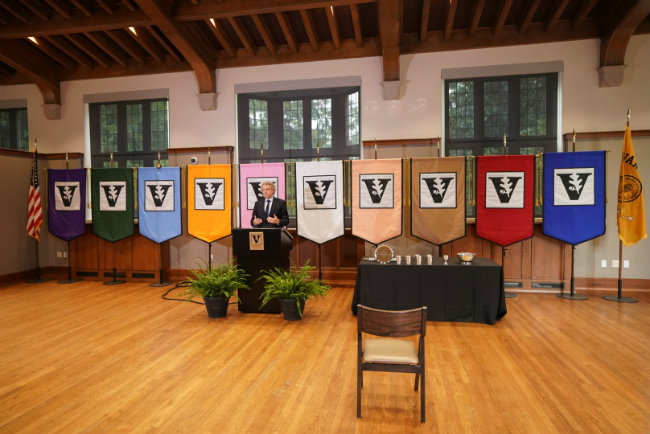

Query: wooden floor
left=0, top=280, right=648, bottom=434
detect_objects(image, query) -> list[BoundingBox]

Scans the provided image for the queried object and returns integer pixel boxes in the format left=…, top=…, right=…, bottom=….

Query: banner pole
left=603, top=240, right=637, bottom=303
left=57, top=239, right=80, bottom=284
left=558, top=244, right=587, bottom=300
left=502, top=246, right=517, bottom=298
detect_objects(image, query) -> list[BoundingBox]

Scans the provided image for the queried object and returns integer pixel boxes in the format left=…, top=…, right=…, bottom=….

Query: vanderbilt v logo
left=147, top=184, right=172, bottom=207
left=101, top=184, right=124, bottom=207
left=249, top=181, right=264, bottom=200
left=306, top=179, right=333, bottom=204
left=557, top=172, right=591, bottom=200
left=196, top=181, right=222, bottom=206
left=56, top=185, right=77, bottom=207
left=489, top=176, right=521, bottom=203
left=424, top=177, right=453, bottom=203
left=362, top=178, right=391, bottom=203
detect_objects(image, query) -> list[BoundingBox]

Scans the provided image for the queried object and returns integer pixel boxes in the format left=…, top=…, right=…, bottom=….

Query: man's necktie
left=264, top=199, right=271, bottom=218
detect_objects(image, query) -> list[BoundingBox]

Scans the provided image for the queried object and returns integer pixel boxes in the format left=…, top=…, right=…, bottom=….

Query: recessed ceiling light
left=27, top=36, right=38, bottom=44
left=128, top=26, right=137, bottom=36
left=209, top=18, right=216, bottom=27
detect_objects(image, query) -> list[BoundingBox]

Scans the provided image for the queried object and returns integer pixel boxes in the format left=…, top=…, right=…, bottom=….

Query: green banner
left=91, top=168, right=134, bottom=242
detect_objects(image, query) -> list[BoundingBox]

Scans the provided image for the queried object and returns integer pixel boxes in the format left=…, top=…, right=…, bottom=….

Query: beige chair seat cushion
left=363, top=338, right=419, bottom=364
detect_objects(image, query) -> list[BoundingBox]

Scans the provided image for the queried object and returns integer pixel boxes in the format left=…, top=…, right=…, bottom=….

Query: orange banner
left=617, top=125, right=647, bottom=246
left=351, top=159, right=402, bottom=245
left=187, top=164, right=232, bottom=243
left=411, top=157, right=466, bottom=245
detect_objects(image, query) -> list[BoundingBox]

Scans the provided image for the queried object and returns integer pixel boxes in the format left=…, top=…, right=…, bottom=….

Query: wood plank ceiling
left=0, top=0, right=648, bottom=113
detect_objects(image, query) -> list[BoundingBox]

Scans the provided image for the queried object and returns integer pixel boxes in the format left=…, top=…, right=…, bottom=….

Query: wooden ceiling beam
left=251, top=14, right=277, bottom=55
left=146, top=25, right=182, bottom=62
left=106, top=29, right=147, bottom=64
left=69, top=0, right=92, bottom=17
left=349, top=4, right=363, bottom=47
left=96, top=0, right=115, bottom=15
left=519, top=0, right=541, bottom=35
left=84, top=31, right=129, bottom=66
left=227, top=16, right=256, bottom=56
left=175, top=0, right=373, bottom=21
left=599, top=0, right=649, bottom=85
left=493, top=0, right=513, bottom=36
left=131, top=26, right=166, bottom=63
left=135, top=0, right=216, bottom=106
left=206, top=18, right=236, bottom=57
left=325, top=6, right=341, bottom=49
left=0, top=0, right=31, bottom=23
left=65, top=34, right=114, bottom=68
left=420, top=0, right=431, bottom=41
left=378, top=0, right=400, bottom=84
left=0, top=9, right=151, bottom=39
left=0, top=39, right=61, bottom=108
left=0, top=9, right=8, bottom=24
left=469, top=0, right=485, bottom=36
left=572, top=0, right=598, bottom=28
left=545, top=0, right=570, bottom=31
left=275, top=11, right=298, bottom=53
left=22, top=0, right=51, bottom=21
left=122, top=0, right=137, bottom=12
left=43, top=34, right=94, bottom=69
left=29, top=36, right=78, bottom=70
left=444, top=0, right=458, bottom=40
left=44, top=0, right=71, bottom=18
left=299, top=9, right=319, bottom=51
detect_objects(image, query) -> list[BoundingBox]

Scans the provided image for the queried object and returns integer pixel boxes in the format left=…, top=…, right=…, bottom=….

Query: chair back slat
left=357, top=305, right=426, bottom=338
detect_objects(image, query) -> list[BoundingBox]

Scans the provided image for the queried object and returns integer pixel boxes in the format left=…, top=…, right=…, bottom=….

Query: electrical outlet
left=63, top=251, right=67, bottom=258
left=623, top=260, right=630, bottom=268
left=611, top=259, right=619, bottom=268
left=601, top=259, right=607, bottom=268
left=56, top=251, right=62, bottom=258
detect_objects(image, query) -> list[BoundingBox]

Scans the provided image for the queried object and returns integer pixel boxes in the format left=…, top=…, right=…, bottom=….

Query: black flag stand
left=104, top=242, right=125, bottom=285
left=150, top=243, right=172, bottom=287
left=557, top=245, right=588, bottom=300
left=603, top=240, right=637, bottom=303
left=502, top=247, right=517, bottom=298
left=26, top=238, right=49, bottom=283
left=57, top=240, right=80, bottom=284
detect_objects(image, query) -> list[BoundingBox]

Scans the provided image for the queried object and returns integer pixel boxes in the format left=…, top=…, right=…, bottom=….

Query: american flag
left=26, top=149, right=42, bottom=241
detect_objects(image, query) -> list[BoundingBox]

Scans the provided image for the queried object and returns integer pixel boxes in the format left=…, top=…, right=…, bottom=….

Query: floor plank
left=0, top=281, right=648, bottom=434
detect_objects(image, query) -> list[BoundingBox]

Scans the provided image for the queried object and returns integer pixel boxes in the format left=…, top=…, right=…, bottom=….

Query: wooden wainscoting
left=70, top=225, right=169, bottom=282
left=441, top=224, right=572, bottom=291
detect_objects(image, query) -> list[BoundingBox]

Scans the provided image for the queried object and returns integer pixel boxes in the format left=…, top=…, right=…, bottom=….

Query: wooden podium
left=232, top=228, right=293, bottom=313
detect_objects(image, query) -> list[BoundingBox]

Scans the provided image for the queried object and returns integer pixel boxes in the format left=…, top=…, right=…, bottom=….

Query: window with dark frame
left=0, top=107, right=29, bottom=151
left=445, top=73, right=557, bottom=157
left=89, top=98, right=169, bottom=168
left=237, top=86, right=360, bottom=225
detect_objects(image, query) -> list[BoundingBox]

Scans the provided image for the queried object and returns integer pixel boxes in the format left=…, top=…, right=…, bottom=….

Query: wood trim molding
left=362, top=138, right=440, bottom=147
left=562, top=129, right=650, bottom=141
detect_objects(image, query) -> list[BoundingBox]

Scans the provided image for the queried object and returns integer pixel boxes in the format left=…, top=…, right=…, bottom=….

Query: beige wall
left=1, top=35, right=648, bottom=278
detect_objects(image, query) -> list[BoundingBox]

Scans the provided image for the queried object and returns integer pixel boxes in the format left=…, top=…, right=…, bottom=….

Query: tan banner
left=187, top=164, right=232, bottom=243
left=411, top=157, right=465, bottom=245
left=351, top=159, right=402, bottom=245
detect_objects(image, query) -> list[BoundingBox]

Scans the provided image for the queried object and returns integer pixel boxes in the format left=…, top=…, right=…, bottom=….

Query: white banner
left=296, top=161, right=344, bottom=244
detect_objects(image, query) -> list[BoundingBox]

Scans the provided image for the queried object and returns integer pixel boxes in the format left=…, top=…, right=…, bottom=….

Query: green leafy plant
left=184, top=260, right=249, bottom=302
left=258, top=260, right=331, bottom=317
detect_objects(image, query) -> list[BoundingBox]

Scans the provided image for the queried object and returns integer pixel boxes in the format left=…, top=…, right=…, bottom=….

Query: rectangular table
left=351, top=257, right=507, bottom=324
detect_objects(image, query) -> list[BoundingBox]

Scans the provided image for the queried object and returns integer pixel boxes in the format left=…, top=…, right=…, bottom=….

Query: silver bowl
left=457, top=252, right=475, bottom=265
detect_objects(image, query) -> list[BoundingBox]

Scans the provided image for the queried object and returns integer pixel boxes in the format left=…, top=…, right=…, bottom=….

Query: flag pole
left=501, top=134, right=516, bottom=298
left=316, top=142, right=322, bottom=281
left=558, top=130, right=588, bottom=300
left=604, top=109, right=638, bottom=303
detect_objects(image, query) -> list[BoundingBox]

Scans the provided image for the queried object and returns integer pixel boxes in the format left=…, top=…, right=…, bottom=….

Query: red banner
left=476, top=155, right=534, bottom=246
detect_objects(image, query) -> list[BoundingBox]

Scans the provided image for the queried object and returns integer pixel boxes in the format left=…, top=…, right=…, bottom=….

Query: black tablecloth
left=351, top=257, right=507, bottom=324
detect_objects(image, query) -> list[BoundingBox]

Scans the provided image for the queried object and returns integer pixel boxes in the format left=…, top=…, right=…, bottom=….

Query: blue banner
left=543, top=151, right=606, bottom=245
left=137, top=167, right=182, bottom=243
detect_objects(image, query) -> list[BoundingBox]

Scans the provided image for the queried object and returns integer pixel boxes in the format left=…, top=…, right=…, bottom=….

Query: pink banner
left=238, top=163, right=286, bottom=228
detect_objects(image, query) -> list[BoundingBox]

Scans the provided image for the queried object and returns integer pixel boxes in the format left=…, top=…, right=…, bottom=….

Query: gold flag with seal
left=617, top=125, right=647, bottom=246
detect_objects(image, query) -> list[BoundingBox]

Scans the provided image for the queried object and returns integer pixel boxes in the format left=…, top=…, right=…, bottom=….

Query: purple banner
left=48, top=168, right=86, bottom=241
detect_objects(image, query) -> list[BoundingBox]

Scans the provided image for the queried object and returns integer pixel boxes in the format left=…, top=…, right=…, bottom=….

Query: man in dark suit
left=251, top=181, right=289, bottom=228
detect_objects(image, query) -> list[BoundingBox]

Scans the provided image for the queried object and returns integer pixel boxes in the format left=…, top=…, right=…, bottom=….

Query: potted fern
left=258, top=260, right=331, bottom=320
left=184, top=260, right=249, bottom=318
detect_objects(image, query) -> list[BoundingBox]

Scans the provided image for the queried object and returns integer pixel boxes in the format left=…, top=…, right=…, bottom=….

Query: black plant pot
left=280, top=298, right=305, bottom=321
left=203, top=295, right=229, bottom=318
